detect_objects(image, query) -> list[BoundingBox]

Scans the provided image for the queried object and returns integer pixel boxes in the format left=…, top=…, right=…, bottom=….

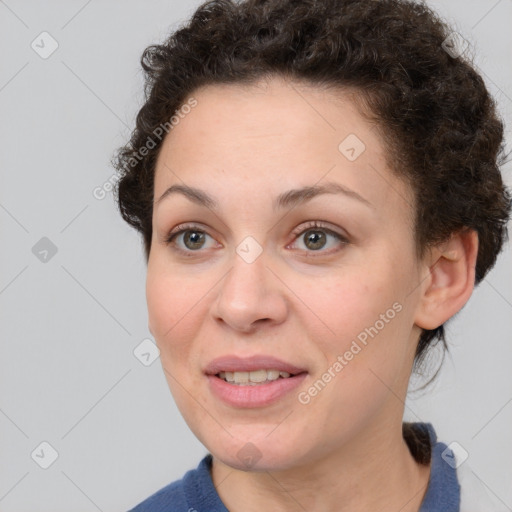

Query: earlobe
left=414, top=229, right=479, bottom=331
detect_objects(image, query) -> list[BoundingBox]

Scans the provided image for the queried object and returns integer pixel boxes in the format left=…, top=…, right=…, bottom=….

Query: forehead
left=154, top=76, right=413, bottom=216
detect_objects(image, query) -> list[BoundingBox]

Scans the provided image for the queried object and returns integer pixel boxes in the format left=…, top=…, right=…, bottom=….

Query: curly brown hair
left=113, top=0, right=511, bottom=371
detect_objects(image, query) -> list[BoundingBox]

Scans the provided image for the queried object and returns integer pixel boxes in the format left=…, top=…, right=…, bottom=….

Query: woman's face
left=146, top=76, right=426, bottom=471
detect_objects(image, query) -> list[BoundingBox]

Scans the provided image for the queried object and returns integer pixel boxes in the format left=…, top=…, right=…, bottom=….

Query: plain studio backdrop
left=0, top=1, right=511, bottom=510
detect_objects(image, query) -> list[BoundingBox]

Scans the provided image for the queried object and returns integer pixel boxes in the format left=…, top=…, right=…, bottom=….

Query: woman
left=113, top=0, right=511, bottom=510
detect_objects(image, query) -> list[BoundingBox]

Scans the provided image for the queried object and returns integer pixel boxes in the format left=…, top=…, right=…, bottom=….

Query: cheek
left=146, top=269, right=174, bottom=341
left=145, top=262, right=203, bottom=358
left=310, top=272, right=398, bottom=341
left=306, top=258, right=413, bottom=383
left=146, top=267, right=207, bottom=413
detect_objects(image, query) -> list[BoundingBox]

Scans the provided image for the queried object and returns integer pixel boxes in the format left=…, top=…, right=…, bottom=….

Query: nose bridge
left=213, top=240, right=286, bottom=331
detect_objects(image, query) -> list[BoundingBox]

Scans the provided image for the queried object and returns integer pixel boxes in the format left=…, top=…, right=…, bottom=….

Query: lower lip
left=207, top=373, right=307, bottom=408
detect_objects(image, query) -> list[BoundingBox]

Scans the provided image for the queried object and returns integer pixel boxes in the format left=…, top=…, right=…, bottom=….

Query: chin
left=203, top=429, right=312, bottom=473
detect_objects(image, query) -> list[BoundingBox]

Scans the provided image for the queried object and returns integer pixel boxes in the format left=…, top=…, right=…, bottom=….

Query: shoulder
left=414, top=422, right=460, bottom=511
left=410, top=422, right=508, bottom=512
left=127, top=472, right=188, bottom=512
left=127, top=454, right=227, bottom=512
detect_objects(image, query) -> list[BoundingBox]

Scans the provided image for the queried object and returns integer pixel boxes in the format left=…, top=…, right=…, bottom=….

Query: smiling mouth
left=207, top=358, right=308, bottom=407
left=217, top=369, right=296, bottom=385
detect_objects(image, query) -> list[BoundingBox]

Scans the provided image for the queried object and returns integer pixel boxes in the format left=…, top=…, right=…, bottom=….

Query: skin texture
left=146, top=76, right=478, bottom=511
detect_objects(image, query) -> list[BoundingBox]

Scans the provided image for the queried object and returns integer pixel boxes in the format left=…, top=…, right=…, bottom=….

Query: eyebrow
left=154, top=181, right=374, bottom=211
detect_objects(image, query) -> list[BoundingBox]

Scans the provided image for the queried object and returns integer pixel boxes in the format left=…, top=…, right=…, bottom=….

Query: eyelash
left=164, top=221, right=349, bottom=258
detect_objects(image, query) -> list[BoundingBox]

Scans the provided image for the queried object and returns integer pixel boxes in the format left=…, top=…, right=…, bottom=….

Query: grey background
left=0, top=0, right=511, bottom=510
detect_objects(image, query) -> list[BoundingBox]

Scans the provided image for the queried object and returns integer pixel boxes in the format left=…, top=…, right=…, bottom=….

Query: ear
left=414, top=229, right=479, bottom=331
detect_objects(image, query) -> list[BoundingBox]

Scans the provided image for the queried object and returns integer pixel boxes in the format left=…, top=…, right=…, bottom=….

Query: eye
left=164, top=221, right=348, bottom=257
left=288, top=221, right=348, bottom=256
left=165, top=223, right=217, bottom=254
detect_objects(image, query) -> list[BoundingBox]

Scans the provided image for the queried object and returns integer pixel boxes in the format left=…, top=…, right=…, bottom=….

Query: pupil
left=185, top=231, right=204, bottom=249
left=306, top=230, right=325, bottom=250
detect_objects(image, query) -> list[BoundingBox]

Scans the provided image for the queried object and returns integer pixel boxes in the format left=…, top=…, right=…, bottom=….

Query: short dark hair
left=113, top=0, right=511, bottom=370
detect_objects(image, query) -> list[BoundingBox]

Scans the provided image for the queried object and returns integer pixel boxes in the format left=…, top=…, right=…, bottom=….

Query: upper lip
left=204, top=355, right=307, bottom=376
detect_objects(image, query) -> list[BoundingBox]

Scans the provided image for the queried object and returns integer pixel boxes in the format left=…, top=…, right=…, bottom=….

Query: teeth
left=267, top=370, right=280, bottom=380
left=234, top=371, right=249, bottom=384
left=249, top=369, right=267, bottom=383
left=217, top=369, right=293, bottom=385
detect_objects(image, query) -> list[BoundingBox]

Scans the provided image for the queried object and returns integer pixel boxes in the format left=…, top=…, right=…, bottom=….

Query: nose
left=212, top=248, right=288, bottom=333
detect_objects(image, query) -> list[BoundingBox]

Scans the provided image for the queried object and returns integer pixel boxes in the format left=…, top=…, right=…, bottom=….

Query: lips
left=204, top=355, right=308, bottom=408
left=204, top=355, right=306, bottom=376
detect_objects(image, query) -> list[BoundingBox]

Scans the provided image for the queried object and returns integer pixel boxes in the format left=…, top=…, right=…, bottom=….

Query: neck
left=210, top=419, right=431, bottom=512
